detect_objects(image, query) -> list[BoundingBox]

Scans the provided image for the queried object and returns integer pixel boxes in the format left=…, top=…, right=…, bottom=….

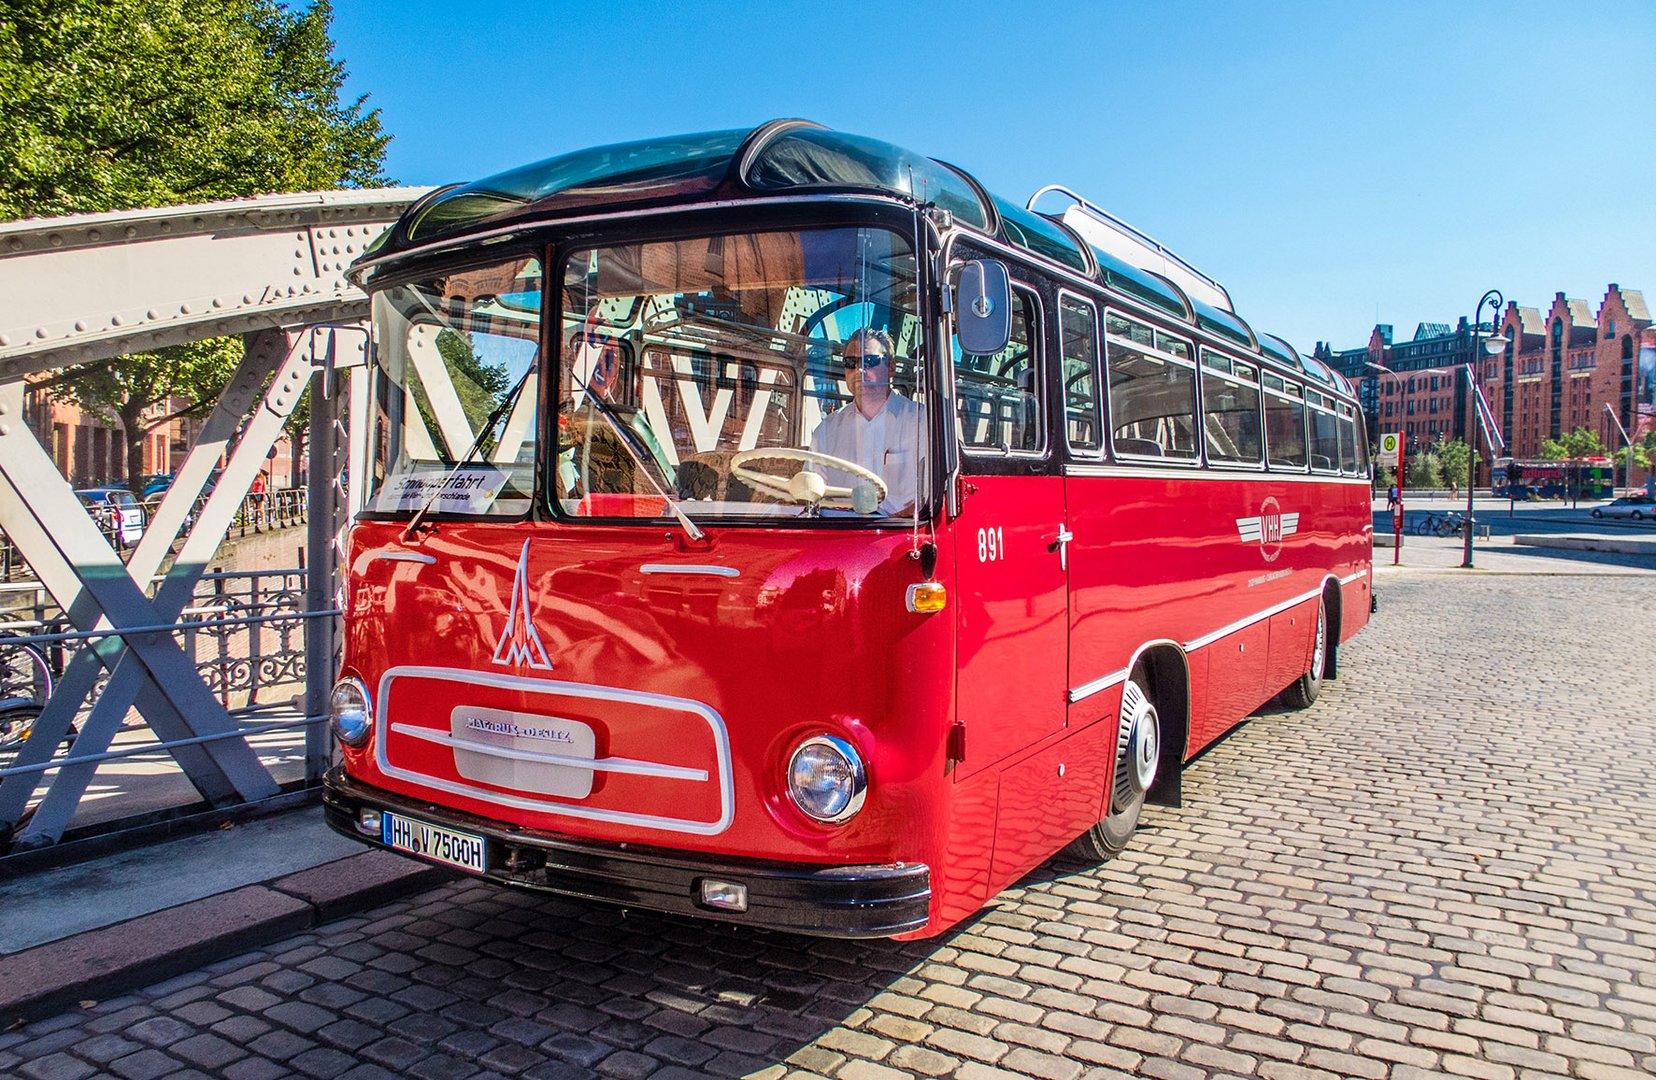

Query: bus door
left=950, top=283, right=1068, bottom=776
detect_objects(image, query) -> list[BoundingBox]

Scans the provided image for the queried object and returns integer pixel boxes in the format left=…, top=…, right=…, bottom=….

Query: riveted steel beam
left=0, top=188, right=428, bottom=381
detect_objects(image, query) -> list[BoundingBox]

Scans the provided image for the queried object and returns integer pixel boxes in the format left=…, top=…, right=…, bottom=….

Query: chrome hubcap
left=1113, top=681, right=1160, bottom=811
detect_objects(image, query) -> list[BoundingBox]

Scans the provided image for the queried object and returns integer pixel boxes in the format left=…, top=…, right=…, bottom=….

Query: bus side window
left=1349, top=407, right=1370, bottom=475
left=955, top=288, right=1043, bottom=454
left=1105, top=311, right=1197, bottom=460
left=1200, top=350, right=1263, bottom=466
left=1307, top=389, right=1341, bottom=473
left=1059, top=294, right=1102, bottom=457
left=1263, top=373, right=1308, bottom=470
left=1337, top=403, right=1361, bottom=474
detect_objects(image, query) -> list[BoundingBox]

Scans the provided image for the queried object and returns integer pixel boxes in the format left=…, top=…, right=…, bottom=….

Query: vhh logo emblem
left=1262, top=508, right=1283, bottom=546
left=1236, top=497, right=1299, bottom=563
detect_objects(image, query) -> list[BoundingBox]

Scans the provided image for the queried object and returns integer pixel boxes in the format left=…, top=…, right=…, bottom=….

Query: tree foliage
left=0, top=0, right=388, bottom=218
left=1, top=1, right=390, bottom=493
left=1406, top=450, right=1443, bottom=491
left=1435, top=439, right=1479, bottom=489
left=43, top=339, right=242, bottom=486
left=1539, top=426, right=1607, bottom=461
left=1611, top=429, right=1656, bottom=474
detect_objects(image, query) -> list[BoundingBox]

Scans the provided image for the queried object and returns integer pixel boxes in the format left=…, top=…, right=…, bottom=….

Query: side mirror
left=955, top=259, right=1011, bottom=356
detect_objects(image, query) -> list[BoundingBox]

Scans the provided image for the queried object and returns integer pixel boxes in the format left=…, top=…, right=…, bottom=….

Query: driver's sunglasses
left=843, top=352, right=888, bottom=370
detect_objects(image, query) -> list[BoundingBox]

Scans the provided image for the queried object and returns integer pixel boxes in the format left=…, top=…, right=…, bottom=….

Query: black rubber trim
left=322, top=769, right=931, bottom=938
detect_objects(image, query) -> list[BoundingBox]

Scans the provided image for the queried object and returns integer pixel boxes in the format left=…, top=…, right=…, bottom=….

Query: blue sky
left=331, top=0, right=1655, bottom=354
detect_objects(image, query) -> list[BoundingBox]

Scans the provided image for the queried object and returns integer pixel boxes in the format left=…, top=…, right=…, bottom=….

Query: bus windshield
left=557, top=226, right=925, bottom=522
left=366, top=255, right=544, bottom=518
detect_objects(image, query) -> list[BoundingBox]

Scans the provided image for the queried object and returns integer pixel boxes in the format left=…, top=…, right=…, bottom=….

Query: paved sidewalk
left=1375, top=531, right=1656, bottom=574
left=0, top=804, right=452, bottom=1025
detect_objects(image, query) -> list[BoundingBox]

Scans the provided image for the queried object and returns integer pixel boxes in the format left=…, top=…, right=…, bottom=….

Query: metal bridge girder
left=0, top=188, right=428, bottom=381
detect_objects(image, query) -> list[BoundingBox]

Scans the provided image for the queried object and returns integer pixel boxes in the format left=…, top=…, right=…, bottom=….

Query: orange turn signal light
left=906, top=582, right=947, bottom=614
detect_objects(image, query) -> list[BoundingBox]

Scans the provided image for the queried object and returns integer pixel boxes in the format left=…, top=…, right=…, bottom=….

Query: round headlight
left=329, top=678, right=373, bottom=748
left=786, top=735, right=867, bottom=824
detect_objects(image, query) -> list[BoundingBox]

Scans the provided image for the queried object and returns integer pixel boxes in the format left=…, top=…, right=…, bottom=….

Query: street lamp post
left=1463, top=290, right=1508, bottom=568
left=1604, top=402, right=1634, bottom=497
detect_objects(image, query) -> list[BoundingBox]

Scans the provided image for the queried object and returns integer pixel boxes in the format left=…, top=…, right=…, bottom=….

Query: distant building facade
left=1316, top=283, right=1652, bottom=486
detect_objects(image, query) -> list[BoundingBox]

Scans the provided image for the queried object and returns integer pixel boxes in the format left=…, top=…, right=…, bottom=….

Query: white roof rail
left=1028, top=185, right=1233, bottom=313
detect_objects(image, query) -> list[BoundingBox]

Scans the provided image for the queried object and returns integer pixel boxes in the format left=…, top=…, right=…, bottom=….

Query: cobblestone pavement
left=6, top=574, right=1655, bottom=1080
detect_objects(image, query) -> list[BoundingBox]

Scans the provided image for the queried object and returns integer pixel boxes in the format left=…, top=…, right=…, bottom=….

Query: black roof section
left=355, top=120, right=1340, bottom=390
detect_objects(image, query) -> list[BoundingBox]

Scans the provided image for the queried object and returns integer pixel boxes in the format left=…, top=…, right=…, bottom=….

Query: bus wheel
left=1279, top=599, right=1327, bottom=709
left=1067, top=674, right=1160, bottom=861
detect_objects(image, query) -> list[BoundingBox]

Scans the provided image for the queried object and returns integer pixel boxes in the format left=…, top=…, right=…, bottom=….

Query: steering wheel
left=730, top=448, right=888, bottom=513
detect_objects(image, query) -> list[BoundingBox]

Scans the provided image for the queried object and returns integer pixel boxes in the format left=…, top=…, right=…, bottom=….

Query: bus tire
left=1278, top=598, right=1327, bottom=709
left=1067, top=673, right=1160, bottom=861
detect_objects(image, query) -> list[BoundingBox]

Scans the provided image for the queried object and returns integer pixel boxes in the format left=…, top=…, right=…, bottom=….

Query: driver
left=808, top=328, right=923, bottom=515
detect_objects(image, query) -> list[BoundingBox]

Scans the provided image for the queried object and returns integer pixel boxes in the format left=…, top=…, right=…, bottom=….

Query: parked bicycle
left=1414, top=510, right=1468, bottom=538
left=0, top=630, right=54, bottom=750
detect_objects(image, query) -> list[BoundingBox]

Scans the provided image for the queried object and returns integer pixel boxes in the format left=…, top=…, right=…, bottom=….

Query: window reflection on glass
left=1201, top=350, right=1263, bottom=465
left=1107, top=312, right=1195, bottom=459
left=557, top=227, right=924, bottom=520
left=1264, top=374, right=1309, bottom=469
left=954, top=288, right=1042, bottom=454
left=367, top=255, right=543, bottom=517
left=1060, top=296, right=1102, bottom=455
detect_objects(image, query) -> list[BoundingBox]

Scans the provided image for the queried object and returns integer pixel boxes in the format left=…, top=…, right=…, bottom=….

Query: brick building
left=1317, top=283, right=1652, bottom=487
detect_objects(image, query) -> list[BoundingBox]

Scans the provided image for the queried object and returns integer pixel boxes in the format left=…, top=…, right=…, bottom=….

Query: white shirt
left=808, top=392, right=924, bottom=515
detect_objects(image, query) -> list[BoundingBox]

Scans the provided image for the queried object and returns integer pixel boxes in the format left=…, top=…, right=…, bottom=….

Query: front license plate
left=382, top=811, right=487, bottom=873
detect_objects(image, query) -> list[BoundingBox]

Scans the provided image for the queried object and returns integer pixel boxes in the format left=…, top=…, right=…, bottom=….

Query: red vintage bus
left=323, top=121, right=1373, bottom=938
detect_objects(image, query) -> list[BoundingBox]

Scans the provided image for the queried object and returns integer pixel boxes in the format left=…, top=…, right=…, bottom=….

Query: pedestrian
left=1386, top=484, right=1399, bottom=512
left=250, top=471, right=267, bottom=527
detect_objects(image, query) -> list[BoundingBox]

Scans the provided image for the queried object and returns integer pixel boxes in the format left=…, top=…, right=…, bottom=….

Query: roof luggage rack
left=1028, top=185, right=1234, bottom=314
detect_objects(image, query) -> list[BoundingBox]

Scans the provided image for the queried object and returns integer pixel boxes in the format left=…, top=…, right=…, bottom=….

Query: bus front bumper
left=323, top=768, right=932, bottom=938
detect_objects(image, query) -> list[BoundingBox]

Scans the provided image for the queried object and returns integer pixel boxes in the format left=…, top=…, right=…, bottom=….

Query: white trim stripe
left=1068, top=667, right=1129, bottom=705
left=389, top=722, right=709, bottom=781
left=639, top=564, right=740, bottom=577
left=1183, top=586, right=1324, bottom=652
left=1067, top=571, right=1367, bottom=703
left=1063, top=463, right=1371, bottom=484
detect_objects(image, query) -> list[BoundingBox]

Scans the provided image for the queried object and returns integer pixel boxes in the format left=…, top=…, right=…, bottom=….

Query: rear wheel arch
left=1134, top=643, right=1189, bottom=809
left=1321, top=576, right=1343, bottom=680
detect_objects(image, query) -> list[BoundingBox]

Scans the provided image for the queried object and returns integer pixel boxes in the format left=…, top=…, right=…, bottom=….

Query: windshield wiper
left=401, top=364, right=535, bottom=542
left=567, top=375, right=704, bottom=543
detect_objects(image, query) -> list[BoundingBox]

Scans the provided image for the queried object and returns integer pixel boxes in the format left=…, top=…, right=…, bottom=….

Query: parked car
left=140, top=473, right=174, bottom=498
left=75, top=487, right=146, bottom=546
left=1590, top=494, right=1654, bottom=520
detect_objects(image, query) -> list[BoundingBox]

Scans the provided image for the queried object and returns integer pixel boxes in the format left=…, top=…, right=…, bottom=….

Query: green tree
left=1407, top=450, right=1443, bottom=491
left=0, top=1, right=389, bottom=493
left=43, top=339, right=242, bottom=488
left=0, top=0, right=388, bottom=217
left=1539, top=426, right=1607, bottom=461
left=1436, top=439, right=1480, bottom=491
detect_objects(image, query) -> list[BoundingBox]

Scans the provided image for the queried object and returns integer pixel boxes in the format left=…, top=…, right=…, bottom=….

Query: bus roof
left=358, top=120, right=1343, bottom=393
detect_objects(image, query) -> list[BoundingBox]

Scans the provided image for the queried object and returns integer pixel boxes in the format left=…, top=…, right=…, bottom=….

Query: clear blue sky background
left=331, top=0, right=1654, bottom=355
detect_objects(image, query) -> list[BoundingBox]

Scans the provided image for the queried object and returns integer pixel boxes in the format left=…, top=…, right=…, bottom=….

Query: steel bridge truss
left=0, top=189, right=426, bottom=852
